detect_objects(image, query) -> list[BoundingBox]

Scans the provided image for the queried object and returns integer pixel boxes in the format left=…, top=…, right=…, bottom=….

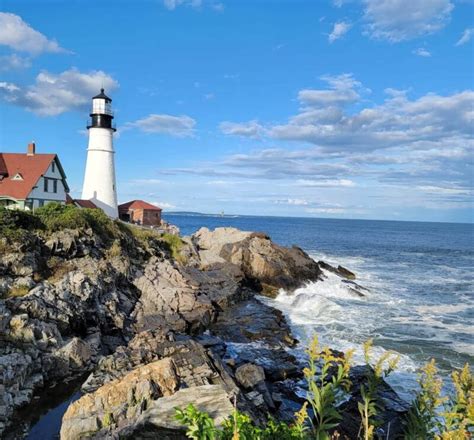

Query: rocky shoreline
left=0, top=224, right=408, bottom=439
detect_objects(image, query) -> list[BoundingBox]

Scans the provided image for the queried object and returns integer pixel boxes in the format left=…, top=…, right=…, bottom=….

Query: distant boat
left=220, top=211, right=225, bottom=217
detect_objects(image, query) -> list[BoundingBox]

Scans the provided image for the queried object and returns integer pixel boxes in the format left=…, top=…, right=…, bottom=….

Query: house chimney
left=27, top=142, right=36, bottom=156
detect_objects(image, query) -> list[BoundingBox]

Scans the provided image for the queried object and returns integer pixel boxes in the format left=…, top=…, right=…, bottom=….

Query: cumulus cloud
left=363, top=0, right=454, bottom=42
left=297, top=73, right=363, bottom=107
left=0, top=54, right=31, bottom=71
left=0, top=68, right=118, bottom=116
left=126, top=114, right=196, bottom=137
left=413, top=47, right=432, bottom=57
left=455, top=28, right=474, bottom=46
left=220, top=120, right=264, bottom=138
left=161, top=75, right=473, bottom=216
left=328, top=21, right=352, bottom=43
left=269, top=80, right=473, bottom=155
left=0, top=12, right=67, bottom=54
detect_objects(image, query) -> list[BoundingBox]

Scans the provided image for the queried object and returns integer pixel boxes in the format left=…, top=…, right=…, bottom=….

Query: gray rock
left=235, top=363, right=265, bottom=388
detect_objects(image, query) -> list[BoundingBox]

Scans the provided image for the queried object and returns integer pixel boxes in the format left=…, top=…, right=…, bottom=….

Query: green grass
left=159, top=232, right=186, bottom=263
left=6, top=285, right=30, bottom=298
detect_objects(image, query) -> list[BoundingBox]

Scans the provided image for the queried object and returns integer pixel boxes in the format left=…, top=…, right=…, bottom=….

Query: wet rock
left=210, top=298, right=297, bottom=347
left=318, top=261, right=356, bottom=280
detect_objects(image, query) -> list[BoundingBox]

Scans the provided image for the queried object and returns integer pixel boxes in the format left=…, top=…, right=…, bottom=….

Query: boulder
left=60, top=357, right=180, bottom=440
left=192, top=227, right=322, bottom=294
left=235, top=363, right=265, bottom=388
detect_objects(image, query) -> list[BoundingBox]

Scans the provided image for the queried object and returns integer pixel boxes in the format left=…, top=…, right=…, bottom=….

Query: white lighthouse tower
left=81, top=89, right=118, bottom=218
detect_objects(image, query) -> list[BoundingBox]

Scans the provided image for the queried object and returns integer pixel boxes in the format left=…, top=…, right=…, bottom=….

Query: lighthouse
left=81, top=89, right=118, bottom=218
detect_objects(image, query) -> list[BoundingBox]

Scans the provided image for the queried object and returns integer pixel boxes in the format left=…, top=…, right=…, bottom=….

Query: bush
left=35, top=202, right=118, bottom=241
left=0, top=207, right=43, bottom=242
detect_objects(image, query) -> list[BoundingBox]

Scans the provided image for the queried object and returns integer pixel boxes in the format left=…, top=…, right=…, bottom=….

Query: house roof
left=74, top=199, right=98, bottom=209
left=119, top=200, right=162, bottom=211
left=0, top=153, right=69, bottom=200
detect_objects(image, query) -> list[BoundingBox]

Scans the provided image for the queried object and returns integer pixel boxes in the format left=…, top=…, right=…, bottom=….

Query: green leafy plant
left=175, top=404, right=219, bottom=440
left=175, top=402, right=310, bottom=440
left=404, top=361, right=473, bottom=439
left=37, top=202, right=118, bottom=238
left=304, top=336, right=353, bottom=439
left=404, top=359, right=445, bottom=439
left=357, top=339, right=399, bottom=440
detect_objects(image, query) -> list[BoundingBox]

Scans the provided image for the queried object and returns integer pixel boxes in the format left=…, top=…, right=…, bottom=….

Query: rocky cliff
left=0, top=221, right=407, bottom=439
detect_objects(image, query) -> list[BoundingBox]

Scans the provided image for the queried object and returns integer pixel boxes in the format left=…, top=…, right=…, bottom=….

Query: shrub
left=304, top=336, right=353, bottom=438
left=358, top=339, right=399, bottom=440
left=175, top=402, right=309, bottom=440
left=0, top=207, right=43, bottom=243
left=405, top=360, right=474, bottom=439
left=35, top=202, right=118, bottom=241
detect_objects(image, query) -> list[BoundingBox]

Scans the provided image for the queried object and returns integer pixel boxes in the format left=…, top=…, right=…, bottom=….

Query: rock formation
left=0, top=224, right=407, bottom=439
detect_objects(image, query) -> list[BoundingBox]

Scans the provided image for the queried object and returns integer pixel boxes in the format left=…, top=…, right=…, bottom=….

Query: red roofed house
left=0, top=143, right=70, bottom=211
left=118, top=200, right=162, bottom=226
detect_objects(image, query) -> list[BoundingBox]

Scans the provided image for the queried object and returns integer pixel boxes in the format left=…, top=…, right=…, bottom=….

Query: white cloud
left=297, top=179, right=356, bottom=187
left=0, top=12, right=67, bottom=54
left=150, top=200, right=176, bottom=209
left=220, top=120, right=264, bottom=138
left=297, top=73, right=363, bottom=107
left=275, top=198, right=309, bottom=206
left=363, top=0, right=454, bottom=42
left=126, top=114, right=196, bottom=137
left=455, top=28, right=474, bottom=46
left=269, top=81, right=473, bottom=154
left=0, top=68, right=118, bottom=116
left=413, top=47, right=432, bottom=57
left=0, top=54, right=31, bottom=71
left=328, top=21, right=352, bottom=43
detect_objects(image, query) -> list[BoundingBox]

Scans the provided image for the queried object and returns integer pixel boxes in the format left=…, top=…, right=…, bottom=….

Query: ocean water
left=165, top=214, right=474, bottom=400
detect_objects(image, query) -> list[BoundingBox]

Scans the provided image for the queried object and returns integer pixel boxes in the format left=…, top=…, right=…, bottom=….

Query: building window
left=44, top=178, right=49, bottom=192
left=52, top=162, right=56, bottom=173
left=53, top=180, right=58, bottom=193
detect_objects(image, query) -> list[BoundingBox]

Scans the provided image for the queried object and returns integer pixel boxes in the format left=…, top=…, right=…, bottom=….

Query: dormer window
left=11, top=173, right=23, bottom=181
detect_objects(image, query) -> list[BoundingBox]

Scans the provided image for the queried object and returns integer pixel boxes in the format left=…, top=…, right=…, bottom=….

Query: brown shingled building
left=118, top=200, right=162, bottom=226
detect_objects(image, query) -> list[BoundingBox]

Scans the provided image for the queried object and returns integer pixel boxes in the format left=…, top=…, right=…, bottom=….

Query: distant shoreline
left=164, top=211, right=473, bottom=226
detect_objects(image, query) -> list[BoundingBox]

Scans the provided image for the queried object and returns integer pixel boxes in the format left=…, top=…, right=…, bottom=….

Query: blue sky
left=0, top=0, right=473, bottom=222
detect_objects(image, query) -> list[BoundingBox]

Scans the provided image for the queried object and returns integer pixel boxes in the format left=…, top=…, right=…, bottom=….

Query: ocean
left=164, top=213, right=474, bottom=400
